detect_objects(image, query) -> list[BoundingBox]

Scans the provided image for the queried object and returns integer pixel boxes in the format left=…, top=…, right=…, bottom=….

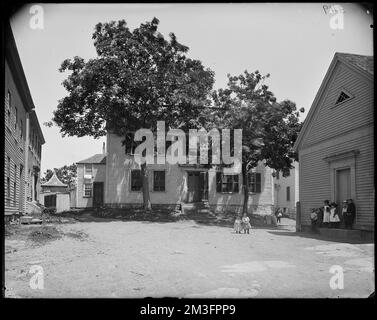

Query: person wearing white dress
left=329, top=202, right=340, bottom=228
left=322, top=200, right=331, bottom=227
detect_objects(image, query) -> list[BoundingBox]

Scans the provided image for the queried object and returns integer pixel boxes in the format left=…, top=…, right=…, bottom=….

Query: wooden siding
left=4, top=59, right=43, bottom=215
left=4, top=60, right=27, bottom=215
left=302, top=61, right=373, bottom=149
left=76, top=163, right=106, bottom=208
left=299, top=129, right=374, bottom=230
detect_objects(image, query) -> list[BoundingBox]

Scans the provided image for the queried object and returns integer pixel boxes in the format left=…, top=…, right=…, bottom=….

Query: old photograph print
left=3, top=3, right=374, bottom=299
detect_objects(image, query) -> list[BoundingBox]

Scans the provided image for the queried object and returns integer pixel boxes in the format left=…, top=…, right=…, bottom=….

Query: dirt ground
left=4, top=217, right=374, bottom=298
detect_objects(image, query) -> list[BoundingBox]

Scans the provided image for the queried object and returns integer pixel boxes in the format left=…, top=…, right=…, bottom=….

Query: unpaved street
left=5, top=218, right=374, bottom=298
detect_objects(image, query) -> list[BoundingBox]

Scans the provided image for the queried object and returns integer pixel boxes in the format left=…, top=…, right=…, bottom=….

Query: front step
left=181, top=201, right=210, bottom=215
left=319, top=228, right=373, bottom=242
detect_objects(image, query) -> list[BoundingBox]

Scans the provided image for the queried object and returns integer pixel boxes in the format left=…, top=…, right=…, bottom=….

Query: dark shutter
left=256, top=173, right=261, bottom=193
left=216, top=172, right=222, bottom=192
left=233, top=175, right=239, bottom=193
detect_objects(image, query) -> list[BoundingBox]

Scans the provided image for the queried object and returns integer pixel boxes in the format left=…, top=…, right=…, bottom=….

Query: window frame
left=84, top=164, right=93, bottom=176
left=130, top=169, right=142, bottom=192
left=333, top=88, right=354, bottom=108
left=286, top=186, right=291, bottom=201
left=83, top=183, right=92, bottom=198
left=248, top=172, right=262, bottom=193
left=216, top=172, right=239, bottom=194
left=153, top=170, right=166, bottom=192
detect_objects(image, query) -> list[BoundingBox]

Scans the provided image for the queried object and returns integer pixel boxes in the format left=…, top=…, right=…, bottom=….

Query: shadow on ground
left=44, top=208, right=293, bottom=230
left=267, top=230, right=374, bottom=244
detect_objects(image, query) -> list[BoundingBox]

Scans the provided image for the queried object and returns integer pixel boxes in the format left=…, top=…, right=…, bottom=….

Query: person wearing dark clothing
left=310, top=208, right=319, bottom=233
left=345, top=199, right=356, bottom=229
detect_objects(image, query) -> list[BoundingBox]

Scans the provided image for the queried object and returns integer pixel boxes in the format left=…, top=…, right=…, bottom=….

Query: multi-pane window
left=7, top=156, right=11, bottom=177
left=84, top=183, right=92, bottom=197
left=85, top=164, right=93, bottom=175
left=131, top=170, right=142, bottom=191
left=14, top=106, right=17, bottom=132
left=153, top=171, right=165, bottom=192
left=248, top=172, right=262, bottom=193
left=7, top=178, right=10, bottom=205
left=216, top=172, right=239, bottom=193
left=286, top=186, right=291, bottom=201
left=6, top=91, right=11, bottom=128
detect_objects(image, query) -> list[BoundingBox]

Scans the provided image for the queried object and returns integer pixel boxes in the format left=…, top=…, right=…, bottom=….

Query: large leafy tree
left=51, top=18, right=215, bottom=211
left=210, top=71, right=304, bottom=214
left=41, top=163, right=77, bottom=189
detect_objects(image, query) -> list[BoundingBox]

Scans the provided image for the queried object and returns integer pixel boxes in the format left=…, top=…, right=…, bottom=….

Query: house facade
left=293, top=53, right=374, bottom=235
left=4, top=22, right=45, bottom=217
left=75, top=133, right=298, bottom=216
left=75, top=147, right=106, bottom=208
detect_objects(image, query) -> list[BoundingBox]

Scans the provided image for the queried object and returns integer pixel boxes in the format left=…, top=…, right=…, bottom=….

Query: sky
left=10, top=3, right=373, bottom=174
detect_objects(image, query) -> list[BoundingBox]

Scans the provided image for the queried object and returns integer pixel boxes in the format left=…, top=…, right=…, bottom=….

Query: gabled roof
left=41, top=172, right=67, bottom=187
left=293, top=52, right=373, bottom=152
left=337, top=53, right=373, bottom=76
left=76, top=154, right=107, bottom=164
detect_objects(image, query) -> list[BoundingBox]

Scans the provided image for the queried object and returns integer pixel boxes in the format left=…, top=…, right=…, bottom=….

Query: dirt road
left=5, top=218, right=374, bottom=298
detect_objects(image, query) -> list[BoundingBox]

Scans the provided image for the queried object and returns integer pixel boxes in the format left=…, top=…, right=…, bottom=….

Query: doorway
left=187, top=171, right=208, bottom=203
left=336, top=168, right=351, bottom=204
left=93, top=182, right=104, bottom=207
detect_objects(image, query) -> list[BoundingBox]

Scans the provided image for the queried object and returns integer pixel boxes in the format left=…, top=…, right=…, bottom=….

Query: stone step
left=318, top=227, right=373, bottom=241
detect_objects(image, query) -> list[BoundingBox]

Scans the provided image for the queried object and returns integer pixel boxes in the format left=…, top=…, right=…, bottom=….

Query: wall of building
left=4, top=59, right=28, bottom=216
left=76, top=163, right=106, bottom=208
left=299, top=127, right=374, bottom=230
left=273, top=162, right=298, bottom=217
left=105, top=133, right=276, bottom=215
left=297, top=61, right=374, bottom=231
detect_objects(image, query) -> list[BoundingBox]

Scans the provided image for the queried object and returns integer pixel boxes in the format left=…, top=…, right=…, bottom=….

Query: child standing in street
left=310, top=208, right=318, bottom=233
left=242, top=213, right=251, bottom=234
left=234, top=214, right=243, bottom=234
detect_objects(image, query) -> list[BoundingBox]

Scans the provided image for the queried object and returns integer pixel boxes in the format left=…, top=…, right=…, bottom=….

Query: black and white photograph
left=2, top=3, right=374, bottom=302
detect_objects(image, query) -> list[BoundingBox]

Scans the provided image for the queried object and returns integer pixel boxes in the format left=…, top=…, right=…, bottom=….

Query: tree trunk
left=242, top=163, right=249, bottom=215
left=140, top=162, right=152, bottom=212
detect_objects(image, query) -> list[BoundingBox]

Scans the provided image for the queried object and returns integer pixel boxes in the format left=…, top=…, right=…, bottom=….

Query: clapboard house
left=293, top=52, right=374, bottom=238
left=4, top=22, right=45, bottom=218
left=74, top=133, right=298, bottom=216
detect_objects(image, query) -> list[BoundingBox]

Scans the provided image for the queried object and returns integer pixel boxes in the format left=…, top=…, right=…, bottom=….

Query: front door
left=336, top=168, right=351, bottom=204
left=187, top=172, right=201, bottom=203
left=93, top=182, right=104, bottom=207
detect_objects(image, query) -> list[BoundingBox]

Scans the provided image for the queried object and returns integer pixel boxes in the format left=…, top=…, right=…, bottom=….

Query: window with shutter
left=131, top=170, right=142, bottom=191
left=153, top=171, right=165, bottom=191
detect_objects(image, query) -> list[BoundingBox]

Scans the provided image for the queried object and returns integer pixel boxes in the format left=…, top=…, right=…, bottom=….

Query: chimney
left=102, top=142, right=106, bottom=155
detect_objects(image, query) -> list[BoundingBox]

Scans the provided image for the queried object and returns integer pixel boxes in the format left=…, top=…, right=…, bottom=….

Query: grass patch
left=27, top=226, right=62, bottom=245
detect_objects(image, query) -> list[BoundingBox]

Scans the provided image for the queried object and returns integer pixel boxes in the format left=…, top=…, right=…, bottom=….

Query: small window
left=153, top=171, right=165, bottom=192
left=248, top=172, right=262, bottom=193
left=335, top=91, right=351, bottom=105
left=286, top=186, right=291, bottom=201
left=131, top=170, right=142, bottom=191
left=84, top=183, right=92, bottom=197
left=7, top=156, right=11, bottom=178
left=276, top=171, right=280, bottom=180
left=216, top=172, right=239, bottom=193
left=14, top=106, right=17, bottom=131
left=85, top=164, right=93, bottom=175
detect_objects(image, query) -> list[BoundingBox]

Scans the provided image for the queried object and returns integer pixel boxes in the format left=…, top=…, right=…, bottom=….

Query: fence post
left=296, top=201, right=301, bottom=232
